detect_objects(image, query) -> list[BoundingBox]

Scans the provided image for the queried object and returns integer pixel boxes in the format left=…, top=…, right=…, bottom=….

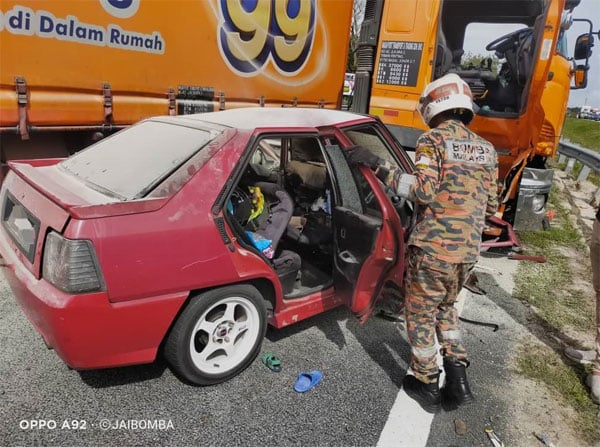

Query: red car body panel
left=0, top=222, right=188, bottom=368
left=269, top=286, right=343, bottom=328
left=0, top=108, right=412, bottom=371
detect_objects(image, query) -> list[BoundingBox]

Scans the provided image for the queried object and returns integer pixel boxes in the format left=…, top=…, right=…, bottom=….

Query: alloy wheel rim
left=189, top=296, right=260, bottom=375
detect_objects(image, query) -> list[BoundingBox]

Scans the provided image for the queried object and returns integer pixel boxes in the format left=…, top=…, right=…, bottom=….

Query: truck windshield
left=60, top=121, right=216, bottom=200
left=460, top=22, right=530, bottom=114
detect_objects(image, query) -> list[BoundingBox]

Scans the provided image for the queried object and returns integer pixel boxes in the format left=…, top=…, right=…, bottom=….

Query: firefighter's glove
left=346, top=146, right=382, bottom=169
left=395, top=173, right=416, bottom=200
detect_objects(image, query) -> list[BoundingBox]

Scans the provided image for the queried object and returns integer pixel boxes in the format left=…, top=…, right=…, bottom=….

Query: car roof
left=149, top=107, right=371, bottom=130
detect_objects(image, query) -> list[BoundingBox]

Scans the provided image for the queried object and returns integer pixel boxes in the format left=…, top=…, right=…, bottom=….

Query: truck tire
left=164, top=284, right=267, bottom=385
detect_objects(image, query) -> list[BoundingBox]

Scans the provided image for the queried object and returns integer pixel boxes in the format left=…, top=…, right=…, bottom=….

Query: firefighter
left=347, top=73, right=499, bottom=413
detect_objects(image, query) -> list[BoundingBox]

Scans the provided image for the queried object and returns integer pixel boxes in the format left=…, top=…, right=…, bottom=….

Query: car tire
left=163, top=284, right=267, bottom=385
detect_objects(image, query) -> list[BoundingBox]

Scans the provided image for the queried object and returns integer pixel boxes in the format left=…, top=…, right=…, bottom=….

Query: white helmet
left=417, top=73, right=474, bottom=126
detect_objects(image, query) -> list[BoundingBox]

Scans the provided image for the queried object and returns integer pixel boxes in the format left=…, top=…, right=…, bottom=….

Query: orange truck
left=0, top=0, right=352, bottom=159
left=0, top=0, right=595, bottom=230
left=351, top=0, right=595, bottom=229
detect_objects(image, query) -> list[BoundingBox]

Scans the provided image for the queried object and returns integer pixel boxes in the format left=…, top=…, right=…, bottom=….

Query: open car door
left=333, top=166, right=407, bottom=323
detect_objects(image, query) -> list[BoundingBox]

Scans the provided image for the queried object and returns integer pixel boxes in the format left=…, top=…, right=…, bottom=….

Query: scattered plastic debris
left=484, top=424, right=504, bottom=447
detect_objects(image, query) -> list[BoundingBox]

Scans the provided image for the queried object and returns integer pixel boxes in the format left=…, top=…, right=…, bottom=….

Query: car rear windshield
left=60, top=121, right=216, bottom=200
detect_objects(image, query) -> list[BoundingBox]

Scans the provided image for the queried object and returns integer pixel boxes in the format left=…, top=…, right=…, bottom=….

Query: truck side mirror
left=572, top=64, right=588, bottom=89
left=574, top=33, right=593, bottom=60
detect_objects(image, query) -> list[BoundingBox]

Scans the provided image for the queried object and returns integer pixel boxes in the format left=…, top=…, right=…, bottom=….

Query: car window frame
left=337, top=121, right=414, bottom=217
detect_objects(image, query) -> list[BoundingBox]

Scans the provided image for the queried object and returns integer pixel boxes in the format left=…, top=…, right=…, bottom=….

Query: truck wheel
left=164, top=284, right=267, bottom=385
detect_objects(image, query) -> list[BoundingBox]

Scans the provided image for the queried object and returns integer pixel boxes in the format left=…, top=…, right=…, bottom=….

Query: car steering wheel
left=485, top=28, right=532, bottom=53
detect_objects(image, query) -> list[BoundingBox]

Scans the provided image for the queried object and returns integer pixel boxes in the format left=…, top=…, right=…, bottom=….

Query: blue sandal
left=294, top=370, right=322, bottom=393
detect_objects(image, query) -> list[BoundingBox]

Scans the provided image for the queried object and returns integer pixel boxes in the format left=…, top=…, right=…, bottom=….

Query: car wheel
left=164, top=284, right=267, bottom=385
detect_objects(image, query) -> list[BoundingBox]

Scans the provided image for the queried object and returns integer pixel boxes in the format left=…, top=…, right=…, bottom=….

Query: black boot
left=402, top=372, right=441, bottom=413
left=441, top=358, right=474, bottom=410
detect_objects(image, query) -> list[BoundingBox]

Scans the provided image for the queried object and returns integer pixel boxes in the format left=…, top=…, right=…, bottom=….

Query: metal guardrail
left=557, top=139, right=600, bottom=184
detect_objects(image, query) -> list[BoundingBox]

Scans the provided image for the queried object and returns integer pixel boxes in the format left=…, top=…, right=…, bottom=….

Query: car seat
left=253, top=182, right=302, bottom=295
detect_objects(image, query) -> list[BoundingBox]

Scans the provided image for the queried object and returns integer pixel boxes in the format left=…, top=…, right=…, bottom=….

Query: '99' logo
left=219, top=0, right=316, bottom=76
left=100, top=0, right=140, bottom=18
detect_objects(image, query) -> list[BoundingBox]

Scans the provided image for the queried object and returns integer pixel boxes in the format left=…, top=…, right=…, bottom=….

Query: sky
left=461, top=0, right=600, bottom=108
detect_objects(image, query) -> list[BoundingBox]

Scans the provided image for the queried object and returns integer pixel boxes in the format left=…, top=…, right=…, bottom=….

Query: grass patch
left=513, top=252, right=593, bottom=331
left=516, top=186, right=589, bottom=331
left=513, top=183, right=598, bottom=442
left=516, top=344, right=600, bottom=445
left=562, top=117, right=600, bottom=151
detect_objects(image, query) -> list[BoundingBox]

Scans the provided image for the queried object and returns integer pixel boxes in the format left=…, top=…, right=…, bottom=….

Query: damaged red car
left=0, top=108, right=414, bottom=385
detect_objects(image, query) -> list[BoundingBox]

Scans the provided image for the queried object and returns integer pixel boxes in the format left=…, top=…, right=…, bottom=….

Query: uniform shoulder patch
left=445, top=138, right=494, bottom=165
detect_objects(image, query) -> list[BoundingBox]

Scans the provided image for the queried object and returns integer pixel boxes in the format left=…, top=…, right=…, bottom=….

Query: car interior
left=224, top=124, right=414, bottom=301
left=227, top=136, right=336, bottom=299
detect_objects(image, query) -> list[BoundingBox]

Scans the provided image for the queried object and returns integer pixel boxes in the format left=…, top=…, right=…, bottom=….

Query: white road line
left=376, top=289, right=469, bottom=447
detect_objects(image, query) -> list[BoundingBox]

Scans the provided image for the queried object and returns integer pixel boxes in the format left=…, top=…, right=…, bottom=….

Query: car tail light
left=42, top=231, right=105, bottom=293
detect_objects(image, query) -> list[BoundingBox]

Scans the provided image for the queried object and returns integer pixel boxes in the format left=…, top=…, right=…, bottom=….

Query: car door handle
left=339, top=250, right=358, bottom=264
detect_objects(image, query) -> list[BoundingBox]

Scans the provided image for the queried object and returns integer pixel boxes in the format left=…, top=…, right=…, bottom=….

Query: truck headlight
left=42, top=231, right=105, bottom=293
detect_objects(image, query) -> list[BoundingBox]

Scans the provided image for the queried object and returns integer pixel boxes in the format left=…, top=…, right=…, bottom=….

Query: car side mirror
left=572, top=64, right=588, bottom=89
left=574, top=33, right=594, bottom=60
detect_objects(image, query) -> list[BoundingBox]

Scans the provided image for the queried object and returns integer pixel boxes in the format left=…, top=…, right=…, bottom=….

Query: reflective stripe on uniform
left=412, top=345, right=437, bottom=358
left=441, top=330, right=462, bottom=341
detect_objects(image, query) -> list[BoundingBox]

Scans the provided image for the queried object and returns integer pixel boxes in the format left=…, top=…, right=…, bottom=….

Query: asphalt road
left=0, top=253, right=542, bottom=447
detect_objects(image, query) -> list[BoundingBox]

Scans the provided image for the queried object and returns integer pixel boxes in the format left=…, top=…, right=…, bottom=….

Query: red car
left=0, top=108, right=413, bottom=385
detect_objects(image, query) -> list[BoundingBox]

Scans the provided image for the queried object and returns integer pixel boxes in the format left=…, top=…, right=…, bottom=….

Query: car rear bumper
left=0, top=234, right=187, bottom=369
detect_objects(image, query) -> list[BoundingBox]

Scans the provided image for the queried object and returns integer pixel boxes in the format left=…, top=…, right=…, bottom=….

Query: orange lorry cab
left=351, top=0, right=595, bottom=229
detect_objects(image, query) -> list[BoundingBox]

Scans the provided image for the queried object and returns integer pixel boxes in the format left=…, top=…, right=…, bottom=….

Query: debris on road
left=508, top=252, right=546, bottom=263
left=485, top=424, right=505, bottom=447
left=482, top=250, right=546, bottom=263
left=459, top=316, right=500, bottom=332
left=454, top=418, right=467, bottom=436
left=533, top=432, right=557, bottom=447
left=464, top=272, right=487, bottom=295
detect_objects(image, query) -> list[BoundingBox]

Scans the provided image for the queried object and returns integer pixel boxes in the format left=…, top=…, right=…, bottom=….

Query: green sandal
left=261, top=353, right=282, bottom=372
